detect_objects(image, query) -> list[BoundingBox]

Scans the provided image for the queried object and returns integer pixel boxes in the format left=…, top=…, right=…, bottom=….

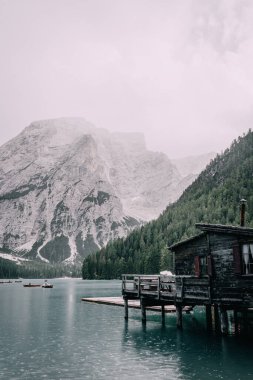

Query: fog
left=1, top=0, right=253, bottom=158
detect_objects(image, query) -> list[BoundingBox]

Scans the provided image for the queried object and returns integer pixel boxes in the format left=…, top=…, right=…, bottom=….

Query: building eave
left=169, top=232, right=206, bottom=251
left=196, top=223, right=253, bottom=236
left=169, top=223, right=253, bottom=251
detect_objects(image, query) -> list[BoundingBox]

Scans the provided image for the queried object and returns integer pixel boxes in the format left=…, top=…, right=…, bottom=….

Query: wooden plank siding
left=171, top=226, right=253, bottom=308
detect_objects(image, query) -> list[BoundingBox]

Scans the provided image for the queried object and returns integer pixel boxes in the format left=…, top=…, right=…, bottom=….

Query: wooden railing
left=175, top=276, right=211, bottom=302
left=122, top=274, right=211, bottom=303
left=122, top=274, right=176, bottom=299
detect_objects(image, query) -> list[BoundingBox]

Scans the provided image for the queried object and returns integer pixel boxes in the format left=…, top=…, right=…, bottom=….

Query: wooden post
left=234, top=310, right=238, bottom=334
left=141, top=300, right=146, bottom=323
left=176, top=304, right=183, bottom=329
left=161, top=305, right=165, bottom=325
left=206, top=305, right=212, bottom=330
left=124, top=298, right=128, bottom=320
left=122, top=275, right=124, bottom=293
left=219, top=306, right=228, bottom=335
left=242, top=309, right=248, bottom=333
left=138, top=276, right=140, bottom=297
left=181, top=278, right=184, bottom=302
left=213, top=305, right=220, bottom=332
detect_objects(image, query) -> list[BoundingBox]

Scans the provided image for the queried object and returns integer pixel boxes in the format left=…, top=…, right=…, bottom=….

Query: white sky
left=0, top=0, right=253, bottom=158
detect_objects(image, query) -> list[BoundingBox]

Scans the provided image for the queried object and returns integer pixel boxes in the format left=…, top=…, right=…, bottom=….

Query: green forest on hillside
left=82, top=130, right=253, bottom=279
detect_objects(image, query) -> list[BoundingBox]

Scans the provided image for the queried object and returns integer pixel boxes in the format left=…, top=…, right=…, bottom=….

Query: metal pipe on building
left=240, top=199, right=247, bottom=227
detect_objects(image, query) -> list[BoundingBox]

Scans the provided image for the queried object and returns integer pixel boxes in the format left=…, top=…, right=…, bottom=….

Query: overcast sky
left=0, top=0, right=253, bottom=158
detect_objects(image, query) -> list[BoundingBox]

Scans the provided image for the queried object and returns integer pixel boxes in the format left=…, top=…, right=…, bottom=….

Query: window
left=242, top=243, right=253, bottom=275
left=200, top=256, right=207, bottom=276
left=194, top=256, right=210, bottom=277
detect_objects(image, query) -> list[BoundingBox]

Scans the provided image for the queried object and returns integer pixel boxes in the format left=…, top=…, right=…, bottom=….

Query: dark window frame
left=233, top=241, right=253, bottom=276
left=241, top=242, right=253, bottom=275
left=194, top=255, right=209, bottom=277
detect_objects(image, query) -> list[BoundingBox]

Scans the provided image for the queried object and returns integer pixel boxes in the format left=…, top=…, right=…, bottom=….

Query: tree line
left=0, top=258, right=81, bottom=279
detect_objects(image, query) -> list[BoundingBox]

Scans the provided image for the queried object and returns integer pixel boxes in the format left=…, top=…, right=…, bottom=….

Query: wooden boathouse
left=122, top=212, right=253, bottom=334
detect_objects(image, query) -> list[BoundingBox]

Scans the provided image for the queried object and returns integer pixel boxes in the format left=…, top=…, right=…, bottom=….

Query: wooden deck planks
left=81, top=297, right=192, bottom=313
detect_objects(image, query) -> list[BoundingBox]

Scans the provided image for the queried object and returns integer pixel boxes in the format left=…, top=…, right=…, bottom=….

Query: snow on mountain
left=0, top=252, right=30, bottom=265
left=0, top=118, right=211, bottom=265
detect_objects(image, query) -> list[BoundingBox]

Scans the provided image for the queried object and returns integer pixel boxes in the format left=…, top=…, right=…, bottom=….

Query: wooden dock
left=81, top=297, right=192, bottom=313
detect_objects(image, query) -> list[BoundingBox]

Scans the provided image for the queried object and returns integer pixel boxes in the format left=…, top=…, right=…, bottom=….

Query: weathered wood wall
left=174, top=234, right=208, bottom=276
left=174, top=232, right=253, bottom=307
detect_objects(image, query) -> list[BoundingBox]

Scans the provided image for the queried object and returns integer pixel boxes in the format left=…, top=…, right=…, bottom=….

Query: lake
left=0, top=279, right=252, bottom=379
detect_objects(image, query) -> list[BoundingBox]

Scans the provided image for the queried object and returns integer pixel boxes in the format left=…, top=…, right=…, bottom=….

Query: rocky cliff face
left=0, top=118, right=209, bottom=264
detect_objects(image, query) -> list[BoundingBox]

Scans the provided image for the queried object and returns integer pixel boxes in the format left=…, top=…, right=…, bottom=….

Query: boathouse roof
left=169, top=223, right=253, bottom=250
left=196, top=223, right=253, bottom=235
left=169, top=233, right=205, bottom=250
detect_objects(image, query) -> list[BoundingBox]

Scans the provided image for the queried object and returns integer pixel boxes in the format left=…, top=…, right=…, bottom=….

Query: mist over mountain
left=172, top=152, right=216, bottom=177
left=0, top=118, right=212, bottom=267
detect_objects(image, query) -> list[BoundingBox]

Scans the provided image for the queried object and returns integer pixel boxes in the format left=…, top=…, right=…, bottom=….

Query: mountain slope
left=0, top=118, right=199, bottom=265
left=82, top=130, right=253, bottom=279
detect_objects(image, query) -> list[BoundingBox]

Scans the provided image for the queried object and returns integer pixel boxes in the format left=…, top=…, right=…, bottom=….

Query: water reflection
left=65, top=279, right=75, bottom=332
left=121, top=309, right=253, bottom=380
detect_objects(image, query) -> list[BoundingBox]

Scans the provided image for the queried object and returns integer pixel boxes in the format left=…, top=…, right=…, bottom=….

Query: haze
left=1, top=0, right=253, bottom=158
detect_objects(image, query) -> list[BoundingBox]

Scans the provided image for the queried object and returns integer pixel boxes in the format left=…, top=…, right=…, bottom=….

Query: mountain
left=0, top=118, right=207, bottom=266
left=172, top=152, right=216, bottom=177
left=82, top=130, right=253, bottom=279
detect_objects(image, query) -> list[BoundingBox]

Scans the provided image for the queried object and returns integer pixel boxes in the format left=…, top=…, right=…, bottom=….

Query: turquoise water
left=0, top=279, right=252, bottom=379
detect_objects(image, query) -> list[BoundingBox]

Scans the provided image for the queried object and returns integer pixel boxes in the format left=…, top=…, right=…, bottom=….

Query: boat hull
left=23, top=284, right=41, bottom=287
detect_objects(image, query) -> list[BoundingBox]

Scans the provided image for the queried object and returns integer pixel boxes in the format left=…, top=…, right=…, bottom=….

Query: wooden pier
left=122, top=274, right=191, bottom=326
left=81, top=296, right=192, bottom=314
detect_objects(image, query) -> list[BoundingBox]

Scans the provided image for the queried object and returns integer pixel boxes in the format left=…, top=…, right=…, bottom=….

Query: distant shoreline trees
left=0, top=258, right=81, bottom=279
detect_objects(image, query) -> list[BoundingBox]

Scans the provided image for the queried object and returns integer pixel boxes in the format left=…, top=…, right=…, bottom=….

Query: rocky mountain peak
left=0, top=118, right=213, bottom=265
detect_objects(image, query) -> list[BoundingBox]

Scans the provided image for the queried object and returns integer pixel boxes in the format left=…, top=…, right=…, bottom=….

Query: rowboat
left=23, top=283, right=41, bottom=287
